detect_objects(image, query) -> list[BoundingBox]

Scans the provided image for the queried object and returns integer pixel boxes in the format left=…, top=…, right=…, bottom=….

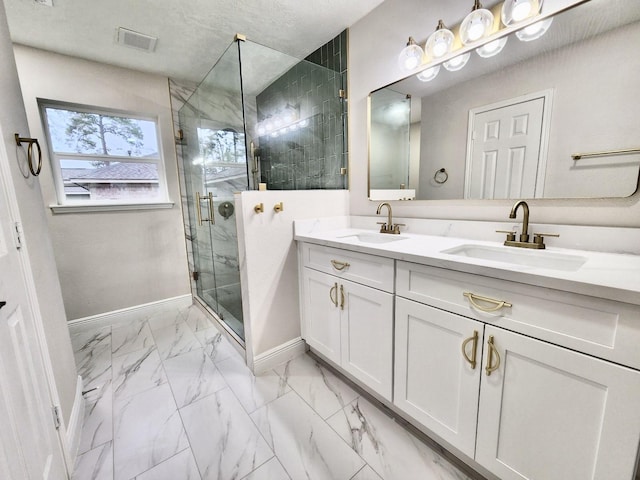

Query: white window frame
left=39, top=100, right=173, bottom=213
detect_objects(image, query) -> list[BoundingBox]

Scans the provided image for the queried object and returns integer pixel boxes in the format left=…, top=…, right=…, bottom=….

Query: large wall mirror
left=369, top=0, right=640, bottom=201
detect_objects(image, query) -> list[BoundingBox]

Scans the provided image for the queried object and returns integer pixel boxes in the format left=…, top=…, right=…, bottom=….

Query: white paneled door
left=466, top=91, right=551, bottom=199
left=0, top=164, right=67, bottom=479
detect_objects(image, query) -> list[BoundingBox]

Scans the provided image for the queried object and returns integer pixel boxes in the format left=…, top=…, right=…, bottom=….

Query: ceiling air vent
left=116, top=27, right=157, bottom=53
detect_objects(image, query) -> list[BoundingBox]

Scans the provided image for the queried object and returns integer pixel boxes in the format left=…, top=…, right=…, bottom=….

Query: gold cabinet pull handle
left=330, top=260, right=350, bottom=271
left=461, top=330, right=479, bottom=369
left=329, top=283, right=338, bottom=307
left=485, top=335, right=501, bottom=376
left=339, top=284, right=345, bottom=310
left=463, top=292, right=512, bottom=312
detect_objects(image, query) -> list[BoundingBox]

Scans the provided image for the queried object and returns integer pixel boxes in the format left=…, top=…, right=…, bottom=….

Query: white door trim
left=0, top=140, right=71, bottom=474
left=465, top=89, right=554, bottom=199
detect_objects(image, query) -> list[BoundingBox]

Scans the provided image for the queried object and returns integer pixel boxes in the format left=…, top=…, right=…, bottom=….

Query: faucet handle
left=533, top=232, right=559, bottom=245
left=392, top=223, right=405, bottom=234
left=496, top=230, right=517, bottom=242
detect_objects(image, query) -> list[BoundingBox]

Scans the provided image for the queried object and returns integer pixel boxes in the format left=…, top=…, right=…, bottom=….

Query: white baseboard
left=252, top=337, right=307, bottom=375
left=65, top=375, right=84, bottom=470
left=68, top=294, right=193, bottom=333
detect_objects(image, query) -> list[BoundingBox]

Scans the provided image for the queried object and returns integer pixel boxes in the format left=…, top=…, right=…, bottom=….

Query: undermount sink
left=339, top=233, right=408, bottom=244
left=441, top=244, right=587, bottom=272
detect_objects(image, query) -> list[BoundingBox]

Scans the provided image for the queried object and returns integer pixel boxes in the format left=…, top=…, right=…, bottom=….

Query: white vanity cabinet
left=394, top=297, right=483, bottom=458
left=476, top=325, right=640, bottom=480
left=395, top=260, right=640, bottom=480
left=299, top=243, right=394, bottom=400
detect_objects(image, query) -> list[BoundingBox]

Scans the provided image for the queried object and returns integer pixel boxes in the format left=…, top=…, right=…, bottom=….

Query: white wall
left=348, top=0, right=640, bottom=227
left=14, top=45, right=191, bottom=320
left=0, top=15, right=76, bottom=423
left=236, top=190, right=349, bottom=364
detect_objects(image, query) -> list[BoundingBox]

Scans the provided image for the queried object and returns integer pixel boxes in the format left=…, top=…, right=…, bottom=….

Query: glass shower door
left=183, top=136, right=245, bottom=340
left=178, top=41, right=247, bottom=341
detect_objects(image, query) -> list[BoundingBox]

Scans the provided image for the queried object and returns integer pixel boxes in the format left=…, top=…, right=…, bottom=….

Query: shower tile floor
left=69, top=303, right=477, bottom=480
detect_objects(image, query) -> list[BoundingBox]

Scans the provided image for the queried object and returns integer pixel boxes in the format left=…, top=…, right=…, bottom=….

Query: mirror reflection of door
left=465, top=90, right=552, bottom=199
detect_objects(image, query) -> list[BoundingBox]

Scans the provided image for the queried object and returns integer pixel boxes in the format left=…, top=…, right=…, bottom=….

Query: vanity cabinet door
left=301, top=268, right=341, bottom=364
left=394, top=297, right=483, bottom=458
left=340, top=278, right=393, bottom=400
left=476, top=325, right=640, bottom=480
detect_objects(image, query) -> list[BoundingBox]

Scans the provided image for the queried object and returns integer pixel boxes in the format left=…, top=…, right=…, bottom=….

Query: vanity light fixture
left=515, top=16, right=553, bottom=41
left=476, top=36, right=508, bottom=58
left=425, top=20, right=455, bottom=59
left=416, top=65, right=440, bottom=82
left=256, top=106, right=308, bottom=138
left=460, top=0, right=495, bottom=45
left=443, top=52, right=471, bottom=72
left=398, top=37, right=424, bottom=72
left=501, top=0, right=542, bottom=25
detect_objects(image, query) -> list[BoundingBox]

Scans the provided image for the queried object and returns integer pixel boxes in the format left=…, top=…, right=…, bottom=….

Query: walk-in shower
left=177, top=34, right=347, bottom=343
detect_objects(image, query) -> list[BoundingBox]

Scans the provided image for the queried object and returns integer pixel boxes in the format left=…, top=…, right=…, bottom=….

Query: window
left=40, top=102, right=170, bottom=210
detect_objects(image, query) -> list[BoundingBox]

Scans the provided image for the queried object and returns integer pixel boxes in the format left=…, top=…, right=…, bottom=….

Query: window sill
left=50, top=202, right=175, bottom=214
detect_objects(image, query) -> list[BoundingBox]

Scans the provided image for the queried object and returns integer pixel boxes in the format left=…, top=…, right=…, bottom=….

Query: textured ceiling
left=4, top=0, right=385, bottom=83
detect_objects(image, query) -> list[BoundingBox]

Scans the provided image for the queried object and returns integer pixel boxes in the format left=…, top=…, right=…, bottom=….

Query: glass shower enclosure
left=178, top=35, right=347, bottom=343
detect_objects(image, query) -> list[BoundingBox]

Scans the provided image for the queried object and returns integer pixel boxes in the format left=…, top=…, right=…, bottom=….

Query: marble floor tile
left=79, top=380, right=113, bottom=455
left=146, top=307, right=185, bottom=332
left=181, top=388, right=273, bottom=480
left=113, top=383, right=189, bottom=480
left=135, top=448, right=201, bottom=480
left=350, top=465, right=383, bottom=480
left=112, top=321, right=155, bottom=357
left=274, top=353, right=359, bottom=419
left=182, top=305, right=214, bottom=333
left=73, top=441, right=113, bottom=480
left=326, top=397, right=472, bottom=480
left=240, top=457, right=291, bottom=480
left=151, top=320, right=201, bottom=360
left=71, top=326, right=111, bottom=354
left=73, top=327, right=112, bottom=390
left=162, top=348, right=226, bottom=408
left=216, top=354, right=290, bottom=414
left=112, top=346, right=166, bottom=401
left=250, top=391, right=365, bottom=480
left=194, top=326, right=242, bottom=364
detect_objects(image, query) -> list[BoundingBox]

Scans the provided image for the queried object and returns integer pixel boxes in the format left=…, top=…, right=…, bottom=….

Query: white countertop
left=295, top=224, right=640, bottom=306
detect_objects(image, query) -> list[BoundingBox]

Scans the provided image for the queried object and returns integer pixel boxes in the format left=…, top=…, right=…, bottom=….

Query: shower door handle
left=195, top=192, right=215, bottom=226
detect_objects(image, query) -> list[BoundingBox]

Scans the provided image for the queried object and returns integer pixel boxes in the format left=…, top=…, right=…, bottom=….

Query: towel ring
left=15, top=134, right=42, bottom=176
left=434, top=168, right=448, bottom=184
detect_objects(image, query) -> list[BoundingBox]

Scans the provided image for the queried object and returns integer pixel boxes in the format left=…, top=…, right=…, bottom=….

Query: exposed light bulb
left=513, top=1, right=533, bottom=21
left=476, top=36, right=508, bottom=58
left=416, top=65, right=440, bottom=82
left=398, top=37, right=424, bottom=72
left=516, top=16, right=553, bottom=41
left=501, top=0, right=541, bottom=26
left=460, top=1, right=494, bottom=45
left=425, top=20, right=454, bottom=59
left=443, top=53, right=471, bottom=72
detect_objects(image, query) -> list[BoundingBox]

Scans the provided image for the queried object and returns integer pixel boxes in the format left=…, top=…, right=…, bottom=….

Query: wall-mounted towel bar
left=15, top=134, right=42, bottom=176
left=571, top=147, right=640, bottom=160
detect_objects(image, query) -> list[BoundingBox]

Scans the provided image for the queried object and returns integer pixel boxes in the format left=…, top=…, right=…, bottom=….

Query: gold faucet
left=376, top=202, right=403, bottom=234
left=510, top=200, right=530, bottom=243
left=499, top=200, right=558, bottom=249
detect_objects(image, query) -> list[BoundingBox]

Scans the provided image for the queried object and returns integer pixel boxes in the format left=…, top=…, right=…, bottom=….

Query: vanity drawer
left=397, top=261, right=640, bottom=369
left=300, top=243, right=394, bottom=292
